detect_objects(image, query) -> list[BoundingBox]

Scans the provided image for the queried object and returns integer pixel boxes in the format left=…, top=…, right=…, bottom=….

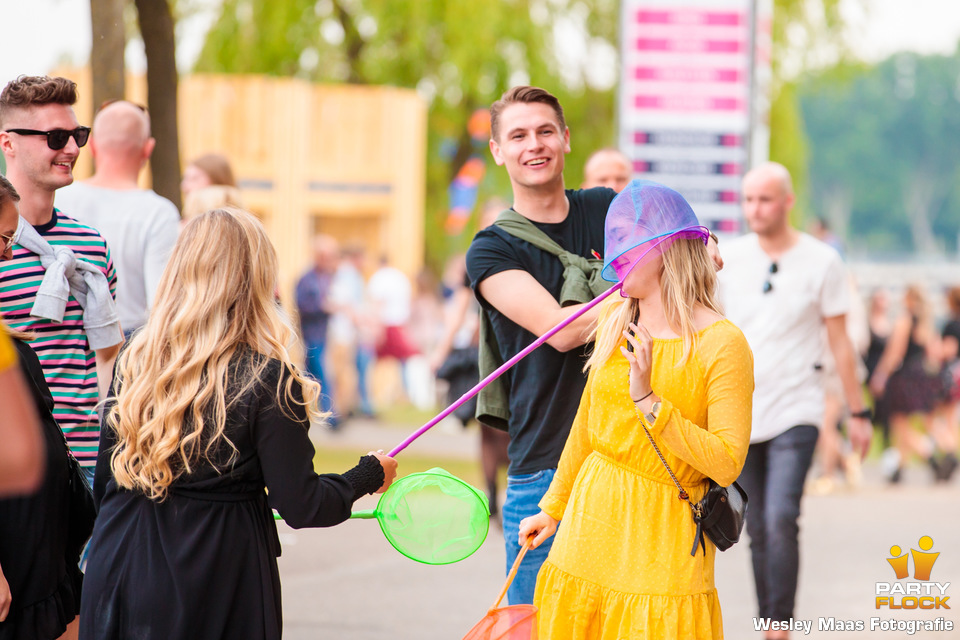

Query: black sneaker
left=937, top=454, right=958, bottom=482
left=889, top=466, right=903, bottom=484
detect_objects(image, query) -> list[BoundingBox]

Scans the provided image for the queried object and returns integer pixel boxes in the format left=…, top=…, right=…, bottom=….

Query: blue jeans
left=738, top=424, right=819, bottom=621
left=502, top=468, right=556, bottom=605
left=355, top=345, right=374, bottom=415
left=80, top=465, right=96, bottom=570
left=304, top=341, right=334, bottom=415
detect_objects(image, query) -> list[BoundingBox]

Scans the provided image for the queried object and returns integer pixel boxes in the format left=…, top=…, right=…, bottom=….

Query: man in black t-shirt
left=465, top=86, right=616, bottom=605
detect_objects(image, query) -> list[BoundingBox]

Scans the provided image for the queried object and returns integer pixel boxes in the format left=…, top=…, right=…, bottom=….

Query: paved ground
left=277, top=418, right=960, bottom=639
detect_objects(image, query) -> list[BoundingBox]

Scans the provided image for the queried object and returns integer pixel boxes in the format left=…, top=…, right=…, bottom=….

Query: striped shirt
left=0, top=209, right=117, bottom=467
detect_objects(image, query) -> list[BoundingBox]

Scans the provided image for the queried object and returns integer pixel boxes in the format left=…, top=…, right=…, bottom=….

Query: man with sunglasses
left=57, top=100, right=179, bottom=336
left=0, top=75, right=122, bottom=487
left=717, top=162, right=871, bottom=639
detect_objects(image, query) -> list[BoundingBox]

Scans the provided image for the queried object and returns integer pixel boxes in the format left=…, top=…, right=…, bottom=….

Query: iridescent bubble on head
left=602, top=180, right=709, bottom=284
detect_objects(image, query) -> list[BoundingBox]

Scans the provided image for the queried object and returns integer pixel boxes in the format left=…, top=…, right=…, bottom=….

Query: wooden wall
left=62, top=70, right=428, bottom=306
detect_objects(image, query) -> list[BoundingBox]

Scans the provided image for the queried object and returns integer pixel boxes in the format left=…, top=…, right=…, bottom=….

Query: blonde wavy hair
left=107, top=207, right=321, bottom=500
left=585, top=237, right=723, bottom=371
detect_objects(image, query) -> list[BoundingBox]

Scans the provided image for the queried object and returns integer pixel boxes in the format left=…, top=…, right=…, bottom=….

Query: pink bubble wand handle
left=388, top=282, right=622, bottom=457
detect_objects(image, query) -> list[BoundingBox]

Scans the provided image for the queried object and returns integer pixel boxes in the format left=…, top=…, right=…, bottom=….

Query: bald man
left=717, top=162, right=871, bottom=636
left=57, top=100, right=180, bottom=333
left=581, top=148, right=632, bottom=192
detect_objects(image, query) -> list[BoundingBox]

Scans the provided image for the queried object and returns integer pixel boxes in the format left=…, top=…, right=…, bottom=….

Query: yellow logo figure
left=887, top=545, right=910, bottom=580
left=911, top=536, right=940, bottom=581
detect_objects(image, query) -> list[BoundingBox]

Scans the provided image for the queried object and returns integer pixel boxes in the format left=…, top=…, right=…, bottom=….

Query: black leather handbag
left=638, top=419, right=748, bottom=557
left=688, top=479, right=748, bottom=556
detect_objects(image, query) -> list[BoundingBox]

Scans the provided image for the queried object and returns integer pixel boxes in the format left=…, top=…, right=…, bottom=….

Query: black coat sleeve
left=253, top=362, right=380, bottom=529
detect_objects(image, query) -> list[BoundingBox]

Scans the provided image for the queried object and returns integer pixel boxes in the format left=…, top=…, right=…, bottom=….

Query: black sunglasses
left=5, top=126, right=91, bottom=150
left=762, top=262, right=779, bottom=294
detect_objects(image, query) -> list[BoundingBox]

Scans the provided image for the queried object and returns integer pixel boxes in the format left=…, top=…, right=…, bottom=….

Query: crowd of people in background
left=2, top=72, right=960, bottom=640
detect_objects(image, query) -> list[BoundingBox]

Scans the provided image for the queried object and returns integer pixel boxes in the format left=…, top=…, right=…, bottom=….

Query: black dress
left=79, top=353, right=384, bottom=640
left=886, top=317, right=941, bottom=414
left=0, top=340, right=82, bottom=640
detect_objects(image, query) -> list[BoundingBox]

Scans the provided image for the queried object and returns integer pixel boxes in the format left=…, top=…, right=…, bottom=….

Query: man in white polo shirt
left=718, top=161, right=871, bottom=637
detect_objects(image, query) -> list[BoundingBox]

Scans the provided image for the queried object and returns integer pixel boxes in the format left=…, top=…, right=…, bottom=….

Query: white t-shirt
left=56, top=183, right=180, bottom=330
left=367, top=265, right=412, bottom=327
left=718, top=232, right=849, bottom=443
left=328, top=262, right=366, bottom=344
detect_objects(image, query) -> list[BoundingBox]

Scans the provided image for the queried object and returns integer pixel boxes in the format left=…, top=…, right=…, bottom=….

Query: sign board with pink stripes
left=618, top=0, right=772, bottom=234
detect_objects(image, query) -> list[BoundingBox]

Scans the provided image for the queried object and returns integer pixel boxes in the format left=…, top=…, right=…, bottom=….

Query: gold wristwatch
left=644, top=401, right=661, bottom=425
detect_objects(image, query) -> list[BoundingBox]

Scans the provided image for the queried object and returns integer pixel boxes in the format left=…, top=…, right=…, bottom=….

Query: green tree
left=195, top=0, right=619, bottom=269
left=800, top=47, right=960, bottom=256
left=767, top=0, right=858, bottom=224
left=194, top=0, right=857, bottom=265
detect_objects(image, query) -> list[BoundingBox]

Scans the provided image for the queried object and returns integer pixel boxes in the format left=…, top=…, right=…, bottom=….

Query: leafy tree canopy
left=799, top=44, right=960, bottom=257
left=194, top=0, right=856, bottom=267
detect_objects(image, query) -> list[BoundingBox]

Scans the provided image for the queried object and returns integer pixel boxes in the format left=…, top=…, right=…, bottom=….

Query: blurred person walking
left=864, top=289, right=893, bottom=447
left=80, top=208, right=397, bottom=640
left=519, top=182, right=753, bottom=639
left=869, top=285, right=949, bottom=483
left=718, top=162, right=871, bottom=639
left=811, top=273, right=869, bottom=494
left=368, top=256, right=420, bottom=405
left=405, top=268, right=444, bottom=409
left=0, top=76, right=123, bottom=485
left=56, top=100, right=180, bottom=336
left=327, top=242, right=376, bottom=419
left=295, top=234, right=340, bottom=426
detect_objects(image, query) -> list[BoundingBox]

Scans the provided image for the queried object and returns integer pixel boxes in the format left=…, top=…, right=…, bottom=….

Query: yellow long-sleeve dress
left=535, top=318, right=754, bottom=640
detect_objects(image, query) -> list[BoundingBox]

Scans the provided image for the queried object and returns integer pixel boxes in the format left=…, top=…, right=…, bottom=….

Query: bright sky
left=1, top=0, right=959, bottom=95
left=846, top=0, right=960, bottom=60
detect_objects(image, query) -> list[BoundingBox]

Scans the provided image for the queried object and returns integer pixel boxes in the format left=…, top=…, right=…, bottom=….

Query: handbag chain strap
left=636, top=415, right=702, bottom=518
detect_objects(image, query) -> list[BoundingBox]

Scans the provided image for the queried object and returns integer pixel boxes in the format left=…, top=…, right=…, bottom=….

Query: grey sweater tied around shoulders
left=15, top=216, right=123, bottom=350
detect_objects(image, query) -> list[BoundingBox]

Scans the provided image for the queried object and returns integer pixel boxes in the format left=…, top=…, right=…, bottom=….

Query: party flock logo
left=760, top=536, right=954, bottom=635
left=876, top=536, right=949, bottom=610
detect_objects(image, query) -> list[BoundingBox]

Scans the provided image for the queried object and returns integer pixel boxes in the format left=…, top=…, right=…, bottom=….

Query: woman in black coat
left=80, top=208, right=398, bottom=640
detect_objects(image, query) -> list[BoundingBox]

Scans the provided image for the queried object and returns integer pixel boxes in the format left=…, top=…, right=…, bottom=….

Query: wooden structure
left=62, top=70, right=428, bottom=304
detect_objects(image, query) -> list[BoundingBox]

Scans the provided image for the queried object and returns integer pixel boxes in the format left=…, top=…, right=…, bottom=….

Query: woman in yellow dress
left=519, top=181, right=754, bottom=639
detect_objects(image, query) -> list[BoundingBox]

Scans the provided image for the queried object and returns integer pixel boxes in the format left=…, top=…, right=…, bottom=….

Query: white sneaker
left=881, top=448, right=902, bottom=482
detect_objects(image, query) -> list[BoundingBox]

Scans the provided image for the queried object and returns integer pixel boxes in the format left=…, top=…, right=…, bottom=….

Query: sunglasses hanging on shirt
left=762, top=262, right=779, bottom=294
